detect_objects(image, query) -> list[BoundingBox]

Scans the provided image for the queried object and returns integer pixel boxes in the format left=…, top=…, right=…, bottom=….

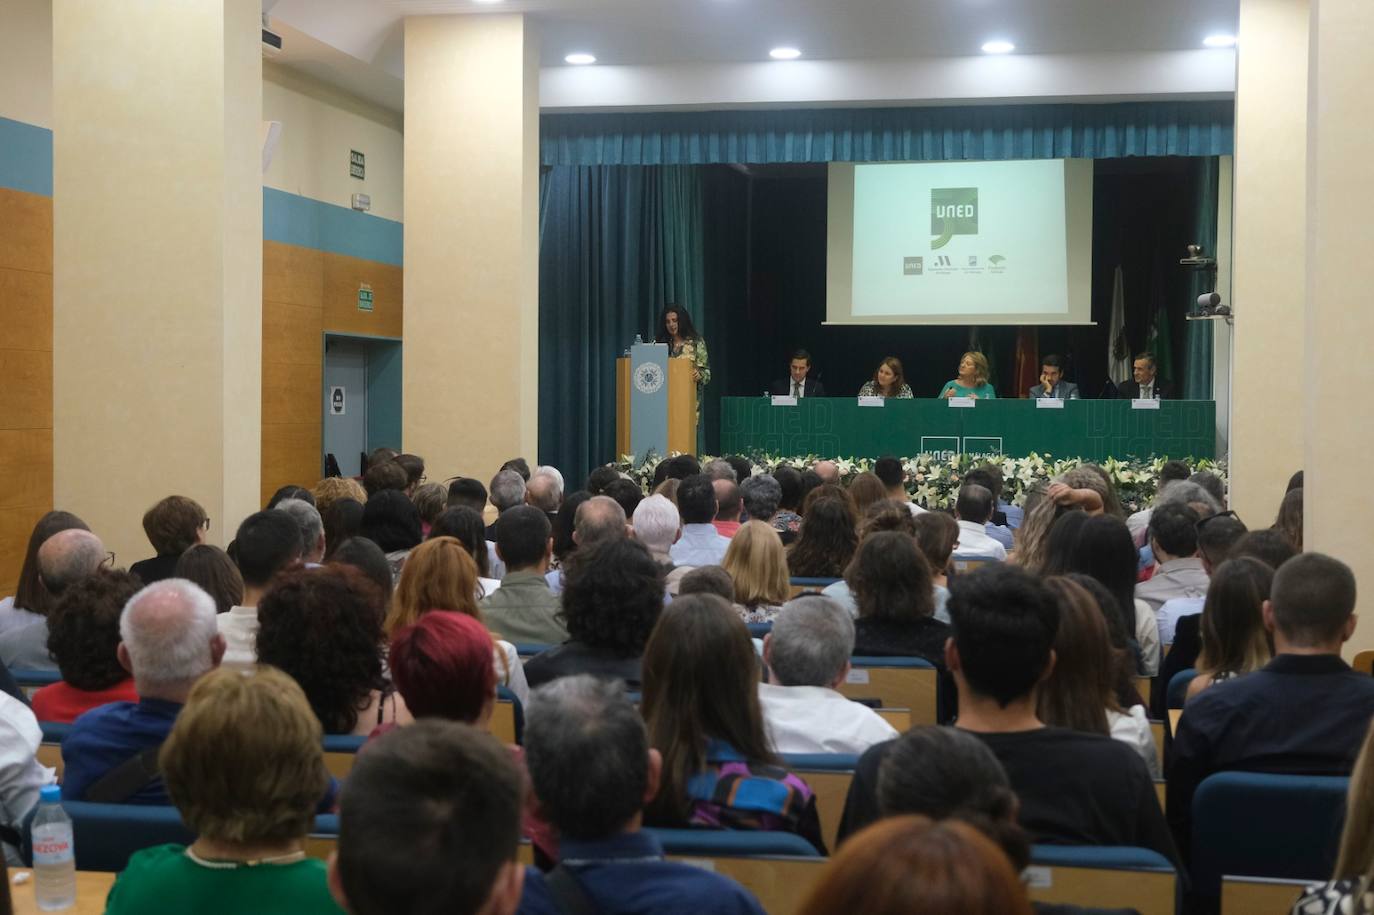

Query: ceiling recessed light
left=981, top=40, right=1015, bottom=54
left=473, top=0, right=505, bottom=4
left=769, top=47, right=802, bottom=60
left=564, top=52, right=597, bottom=65
left=1202, top=34, right=1237, bottom=48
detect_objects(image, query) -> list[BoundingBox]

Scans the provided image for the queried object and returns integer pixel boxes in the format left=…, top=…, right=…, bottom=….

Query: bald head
left=713, top=479, right=742, bottom=522
left=814, top=461, right=840, bottom=485
left=526, top=473, right=563, bottom=513
left=38, top=529, right=106, bottom=596
left=118, top=578, right=223, bottom=699
left=573, top=496, right=628, bottom=547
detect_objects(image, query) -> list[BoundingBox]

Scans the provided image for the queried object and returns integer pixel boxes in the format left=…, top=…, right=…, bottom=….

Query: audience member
left=1185, top=557, right=1274, bottom=701
left=1274, top=487, right=1303, bottom=552
left=359, top=490, right=423, bottom=581
left=1038, top=577, right=1159, bottom=777
left=174, top=545, right=243, bottom=615
left=388, top=611, right=496, bottom=730
left=311, top=476, right=367, bottom=515
left=548, top=490, right=591, bottom=571
left=502, top=458, right=532, bottom=481
left=797, top=469, right=825, bottom=508
left=670, top=475, right=732, bottom=567
left=393, top=453, right=426, bottom=494
left=0, top=510, right=90, bottom=635
left=410, top=482, right=448, bottom=535
left=739, top=474, right=782, bottom=530
left=518, top=676, right=765, bottom=914
left=547, top=495, right=630, bottom=594
left=771, top=465, right=806, bottom=537
left=912, top=511, right=959, bottom=623
left=102, top=667, right=337, bottom=915
left=31, top=569, right=141, bottom=723
left=524, top=471, right=562, bottom=514
left=837, top=565, right=1176, bottom=866
left=585, top=465, right=622, bottom=495
left=130, top=496, right=209, bottom=585
left=480, top=506, right=568, bottom=645
left=964, top=466, right=1014, bottom=549
left=383, top=537, right=527, bottom=703
left=1136, top=503, right=1210, bottom=616
left=787, top=495, right=859, bottom=579
left=487, top=470, right=528, bottom=539
left=0, top=528, right=108, bottom=670
left=721, top=520, right=790, bottom=623
left=329, top=721, right=525, bottom=915
left=677, top=566, right=736, bottom=603
left=62, top=579, right=225, bottom=805
left=326, top=537, right=394, bottom=604
left=1154, top=512, right=1248, bottom=647
left=642, top=594, right=824, bottom=851
left=603, top=477, right=645, bottom=522
left=320, top=498, right=364, bottom=561
left=1293, top=720, right=1374, bottom=915
left=1126, top=460, right=1192, bottom=544
left=702, top=458, right=737, bottom=482
left=534, top=465, right=565, bottom=493
left=218, top=510, right=301, bottom=668
left=873, top=456, right=923, bottom=517
left=800, top=816, right=1033, bottom=915
left=713, top=478, right=744, bottom=537
left=1067, top=574, right=1146, bottom=716
left=361, top=460, right=408, bottom=498
left=813, top=460, right=840, bottom=485
left=1188, top=470, right=1225, bottom=506
left=266, top=485, right=315, bottom=510
left=632, top=494, right=689, bottom=593
left=953, top=484, right=1008, bottom=560
left=255, top=566, right=410, bottom=737
left=447, top=476, right=489, bottom=513
left=1231, top=528, right=1299, bottom=569
left=0, top=678, right=52, bottom=863
left=275, top=497, right=325, bottom=565
left=525, top=539, right=662, bottom=690
left=653, top=477, right=681, bottom=504
left=759, top=596, right=897, bottom=754
left=429, top=506, right=499, bottom=593
left=846, top=472, right=888, bottom=519
left=725, top=455, right=754, bottom=486
left=1169, top=553, right=1374, bottom=869
left=364, top=447, right=399, bottom=472
left=847, top=531, right=949, bottom=665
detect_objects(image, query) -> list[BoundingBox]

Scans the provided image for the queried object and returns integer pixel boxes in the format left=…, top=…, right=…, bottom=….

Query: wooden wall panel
left=322, top=252, right=403, bottom=338
left=0, top=188, right=53, bottom=595
left=264, top=242, right=323, bottom=309
left=261, top=241, right=324, bottom=507
left=261, top=422, right=322, bottom=506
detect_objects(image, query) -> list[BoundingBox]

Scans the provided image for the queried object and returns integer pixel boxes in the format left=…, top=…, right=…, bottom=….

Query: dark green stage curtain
left=542, top=101, right=1234, bottom=166
left=1182, top=158, right=1220, bottom=400
left=538, top=166, right=705, bottom=488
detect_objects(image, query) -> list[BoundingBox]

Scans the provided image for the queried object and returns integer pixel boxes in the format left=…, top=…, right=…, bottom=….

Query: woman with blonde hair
left=721, top=521, right=791, bottom=623
left=385, top=536, right=528, bottom=704
left=311, top=476, right=366, bottom=514
left=1294, top=720, right=1374, bottom=914
left=104, top=666, right=339, bottom=914
left=938, top=351, right=996, bottom=400
left=1186, top=557, right=1274, bottom=701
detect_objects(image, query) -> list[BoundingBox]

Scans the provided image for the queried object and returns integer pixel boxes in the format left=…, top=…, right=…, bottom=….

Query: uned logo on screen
left=931, top=187, right=978, bottom=250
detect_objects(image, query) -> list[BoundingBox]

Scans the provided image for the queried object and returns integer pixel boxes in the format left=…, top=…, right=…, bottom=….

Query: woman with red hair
left=384, top=612, right=497, bottom=733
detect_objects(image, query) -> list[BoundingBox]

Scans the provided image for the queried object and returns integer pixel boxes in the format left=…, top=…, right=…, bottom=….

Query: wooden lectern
left=616, top=356, right=697, bottom=458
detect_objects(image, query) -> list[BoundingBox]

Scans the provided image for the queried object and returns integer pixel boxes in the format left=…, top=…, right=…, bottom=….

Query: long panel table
left=719, top=398, right=1215, bottom=460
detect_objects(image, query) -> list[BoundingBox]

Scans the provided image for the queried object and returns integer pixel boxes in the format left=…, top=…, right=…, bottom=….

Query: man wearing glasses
left=0, top=529, right=107, bottom=670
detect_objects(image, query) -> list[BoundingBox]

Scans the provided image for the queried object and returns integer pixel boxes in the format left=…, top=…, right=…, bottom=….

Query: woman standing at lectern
left=656, top=304, right=711, bottom=387
left=858, top=356, right=914, bottom=399
left=939, top=351, right=997, bottom=399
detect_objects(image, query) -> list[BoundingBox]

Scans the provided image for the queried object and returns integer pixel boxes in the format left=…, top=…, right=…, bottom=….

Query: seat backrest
left=1026, top=845, right=1176, bottom=915
left=1353, top=649, right=1374, bottom=676
left=321, top=733, right=366, bottom=779
left=645, top=826, right=820, bottom=857
left=837, top=657, right=939, bottom=725
left=304, top=813, right=340, bottom=860
left=875, top=707, right=911, bottom=731
left=950, top=556, right=995, bottom=574
left=11, top=668, right=61, bottom=698
left=492, top=685, right=525, bottom=744
left=1192, top=772, right=1349, bottom=900
left=782, top=754, right=858, bottom=854
left=1220, top=876, right=1307, bottom=914
left=746, top=622, right=773, bottom=639
left=63, top=801, right=195, bottom=872
left=1148, top=719, right=1165, bottom=773
left=1167, top=667, right=1197, bottom=708
left=666, top=852, right=827, bottom=914
left=788, top=577, right=840, bottom=597
left=513, top=643, right=552, bottom=658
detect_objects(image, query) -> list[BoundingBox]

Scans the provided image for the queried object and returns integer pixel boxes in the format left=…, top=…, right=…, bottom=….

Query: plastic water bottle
left=31, top=785, right=76, bottom=911
left=633, top=333, right=643, bottom=345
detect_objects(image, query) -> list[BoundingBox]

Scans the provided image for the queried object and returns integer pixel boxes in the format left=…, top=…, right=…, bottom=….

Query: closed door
left=324, top=339, right=368, bottom=477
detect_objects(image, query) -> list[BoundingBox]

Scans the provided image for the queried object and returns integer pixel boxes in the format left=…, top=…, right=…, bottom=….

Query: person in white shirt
left=758, top=595, right=898, bottom=755
left=217, top=511, right=302, bottom=667
left=953, top=484, right=1008, bottom=561
left=874, top=456, right=926, bottom=517
left=669, top=475, right=732, bottom=567
left=0, top=690, right=56, bottom=864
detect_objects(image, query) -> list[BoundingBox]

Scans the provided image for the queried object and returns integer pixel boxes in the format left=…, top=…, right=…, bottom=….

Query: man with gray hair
left=485, top=469, right=527, bottom=539
left=632, top=494, right=691, bottom=595
left=274, top=497, right=325, bottom=565
left=546, top=495, right=628, bottom=595
left=758, top=595, right=898, bottom=754
left=61, top=578, right=225, bottom=804
left=519, top=675, right=765, bottom=913
left=0, top=529, right=107, bottom=670
left=739, top=474, right=782, bottom=529
left=701, top=458, right=737, bottom=482
left=525, top=471, right=563, bottom=515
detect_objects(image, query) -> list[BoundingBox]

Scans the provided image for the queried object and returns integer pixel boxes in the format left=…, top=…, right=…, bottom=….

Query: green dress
left=938, top=380, right=997, bottom=399
left=104, top=844, right=345, bottom=915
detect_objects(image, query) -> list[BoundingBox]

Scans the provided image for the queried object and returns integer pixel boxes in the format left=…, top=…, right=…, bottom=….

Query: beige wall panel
left=264, top=302, right=323, bottom=367
left=0, top=189, right=54, bottom=274
left=264, top=241, right=324, bottom=309
left=0, top=429, right=54, bottom=513
left=0, top=267, right=52, bottom=352
left=263, top=362, right=323, bottom=425
left=322, top=253, right=403, bottom=338
left=261, top=422, right=322, bottom=506
left=0, top=350, right=52, bottom=430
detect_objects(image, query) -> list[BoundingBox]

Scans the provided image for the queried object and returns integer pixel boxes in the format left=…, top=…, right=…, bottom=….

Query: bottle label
left=33, top=836, right=73, bottom=864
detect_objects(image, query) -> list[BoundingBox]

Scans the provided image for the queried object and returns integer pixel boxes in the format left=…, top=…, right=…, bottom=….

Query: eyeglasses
left=101, top=551, right=117, bottom=569
left=201, top=516, right=211, bottom=530
left=1196, top=509, right=1242, bottom=532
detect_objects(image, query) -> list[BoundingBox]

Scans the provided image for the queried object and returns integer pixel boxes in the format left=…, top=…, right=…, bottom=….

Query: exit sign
left=349, top=150, right=365, bottom=179
left=357, top=284, right=373, bottom=312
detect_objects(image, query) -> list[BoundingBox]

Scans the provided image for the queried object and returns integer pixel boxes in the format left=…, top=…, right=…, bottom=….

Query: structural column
left=403, top=15, right=540, bottom=479
left=1304, top=0, right=1374, bottom=654
left=52, top=0, right=262, bottom=560
left=1228, top=0, right=1308, bottom=524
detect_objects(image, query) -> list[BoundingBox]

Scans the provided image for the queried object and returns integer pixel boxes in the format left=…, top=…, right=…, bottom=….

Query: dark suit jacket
left=769, top=377, right=827, bottom=398
left=1116, top=379, right=1175, bottom=400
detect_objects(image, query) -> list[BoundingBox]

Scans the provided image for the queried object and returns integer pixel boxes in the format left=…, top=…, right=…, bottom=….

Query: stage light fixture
left=981, top=40, right=1015, bottom=54
left=564, top=52, right=597, bottom=65
left=769, top=47, right=802, bottom=60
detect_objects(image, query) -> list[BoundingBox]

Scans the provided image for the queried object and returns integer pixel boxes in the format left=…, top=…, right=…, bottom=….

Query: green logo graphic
left=931, top=187, right=978, bottom=250
left=988, top=255, right=1006, bottom=265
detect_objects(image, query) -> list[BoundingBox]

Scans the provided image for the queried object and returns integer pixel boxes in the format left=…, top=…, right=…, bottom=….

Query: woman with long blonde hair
left=1292, top=719, right=1374, bottom=914
left=1186, top=557, right=1274, bottom=701
left=385, top=536, right=528, bottom=704
left=722, top=521, right=791, bottom=623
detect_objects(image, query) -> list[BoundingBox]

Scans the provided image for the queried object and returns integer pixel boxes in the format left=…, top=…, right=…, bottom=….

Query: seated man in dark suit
left=1168, top=552, right=1374, bottom=861
left=769, top=349, right=827, bottom=398
left=1116, top=352, right=1175, bottom=399
left=517, top=675, right=765, bottom=914
left=837, top=565, right=1178, bottom=868
left=1027, top=354, right=1080, bottom=400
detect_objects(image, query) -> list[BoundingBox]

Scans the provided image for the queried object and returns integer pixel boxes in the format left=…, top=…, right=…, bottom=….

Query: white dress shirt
left=0, top=691, right=56, bottom=864
left=1108, top=704, right=1161, bottom=779
left=1134, top=598, right=1162, bottom=677
left=217, top=606, right=260, bottom=668
left=1156, top=596, right=1205, bottom=647
left=758, top=683, right=898, bottom=755
left=954, top=520, right=1008, bottom=560
left=670, top=523, right=732, bottom=567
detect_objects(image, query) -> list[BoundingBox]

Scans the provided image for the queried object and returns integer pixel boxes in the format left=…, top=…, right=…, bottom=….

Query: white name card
left=1036, top=398, right=1065, bottom=409
left=770, top=395, right=797, bottom=406
left=1023, top=866, right=1053, bottom=889
left=857, top=396, right=885, bottom=407
left=947, top=397, right=976, bottom=408
left=845, top=669, right=871, bottom=685
left=1131, top=398, right=1161, bottom=410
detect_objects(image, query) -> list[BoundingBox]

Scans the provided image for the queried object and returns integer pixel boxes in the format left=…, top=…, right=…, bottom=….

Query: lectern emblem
left=634, top=362, right=665, bottom=395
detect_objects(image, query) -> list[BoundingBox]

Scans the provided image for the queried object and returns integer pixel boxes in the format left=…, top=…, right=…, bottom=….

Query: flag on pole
left=1013, top=326, right=1039, bottom=398
left=1107, top=266, right=1131, bottom=385
left=1146, top=304, right=1175, bottom=383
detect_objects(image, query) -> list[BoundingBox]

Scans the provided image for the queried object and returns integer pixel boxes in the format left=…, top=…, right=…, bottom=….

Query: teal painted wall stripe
left=0, top=117, right=53, bottom=196
left=263, top=187, right=403, bottom=267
